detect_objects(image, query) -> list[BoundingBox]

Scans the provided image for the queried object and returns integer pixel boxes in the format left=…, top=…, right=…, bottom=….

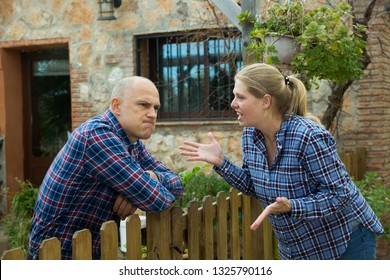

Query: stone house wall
left=1, top=0, right=388, bottom=176
left=0, top=0, right=389, bottom=258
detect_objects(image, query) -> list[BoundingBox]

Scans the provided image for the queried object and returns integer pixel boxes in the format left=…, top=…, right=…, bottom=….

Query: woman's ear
left=262, top=94, right=272, bottom=109
left=111, top=98, right=121, bottom=115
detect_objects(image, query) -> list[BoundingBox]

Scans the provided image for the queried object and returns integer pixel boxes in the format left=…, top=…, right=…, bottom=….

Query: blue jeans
left=338, top=223, right=377, bottom=260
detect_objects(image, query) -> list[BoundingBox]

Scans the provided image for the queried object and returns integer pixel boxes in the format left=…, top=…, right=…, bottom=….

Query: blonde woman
left=180, top=63, right=383, bottom=260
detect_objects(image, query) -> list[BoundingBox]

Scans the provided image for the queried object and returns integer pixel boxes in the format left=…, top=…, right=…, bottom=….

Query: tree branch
left=321, top=0, right=377, bottom=130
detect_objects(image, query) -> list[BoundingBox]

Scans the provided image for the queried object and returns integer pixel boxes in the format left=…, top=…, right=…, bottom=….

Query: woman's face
left=231, top=79, right=268, bottom=128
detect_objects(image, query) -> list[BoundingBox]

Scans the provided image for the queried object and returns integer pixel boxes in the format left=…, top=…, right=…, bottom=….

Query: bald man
left=28, top=76, right=183, bottom=259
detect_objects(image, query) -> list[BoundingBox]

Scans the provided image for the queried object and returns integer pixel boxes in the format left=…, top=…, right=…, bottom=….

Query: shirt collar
left=252, top=117, right=291, bottom=151
left=102, top=109, right=134, bottom=149
left=275, top=117, right=290, bottom=149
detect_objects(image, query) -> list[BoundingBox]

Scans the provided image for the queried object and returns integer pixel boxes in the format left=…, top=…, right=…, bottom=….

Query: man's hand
left=250, top=197, right=291, bottom=231
left=113, top=194, right=137, bottom=220
left=145, top=170, right=159, bottom=181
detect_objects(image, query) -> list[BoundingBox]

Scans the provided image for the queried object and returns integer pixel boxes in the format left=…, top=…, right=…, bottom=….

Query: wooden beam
left=241, top=0, right=257, bottom=64
left=210, top=0, right=242, bottom=31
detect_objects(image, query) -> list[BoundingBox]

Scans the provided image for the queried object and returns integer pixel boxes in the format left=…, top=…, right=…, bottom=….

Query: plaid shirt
left=28, top=110, right=183, bottom=259
left=214, top=115, right=384, bottom=259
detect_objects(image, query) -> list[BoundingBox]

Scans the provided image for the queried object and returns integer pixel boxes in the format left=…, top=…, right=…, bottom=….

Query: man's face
left=113, top=80, right=160, bottom=143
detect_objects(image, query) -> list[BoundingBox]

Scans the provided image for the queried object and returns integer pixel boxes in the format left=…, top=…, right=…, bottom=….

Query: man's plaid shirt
left=28, top=110, right=183, bottom=259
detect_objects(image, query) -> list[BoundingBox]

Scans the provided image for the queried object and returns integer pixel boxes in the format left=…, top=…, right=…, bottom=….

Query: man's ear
left=111, top=98, right=121, bottom=115
left=262, top=94, right=272, bottom=109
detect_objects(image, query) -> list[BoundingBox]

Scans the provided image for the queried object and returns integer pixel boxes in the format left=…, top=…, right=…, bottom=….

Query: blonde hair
left=234, top=63, right=321, bottom=125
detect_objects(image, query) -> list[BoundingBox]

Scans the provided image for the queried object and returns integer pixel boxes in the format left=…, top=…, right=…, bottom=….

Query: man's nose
left=147, top=108, right=158, bottom=118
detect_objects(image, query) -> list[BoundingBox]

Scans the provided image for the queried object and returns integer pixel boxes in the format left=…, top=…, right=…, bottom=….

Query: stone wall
left=144, top=121, right=244, bottom=172
left=1, top=0, right=389, bottom=178
left=0, top=0, right=389, bottom=259
left=0, top=0, right=230, bottom=128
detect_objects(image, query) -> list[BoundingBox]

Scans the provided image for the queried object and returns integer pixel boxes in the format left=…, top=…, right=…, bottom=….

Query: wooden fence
left=1, top=148, right=366, bottom=260
left=1, top=189, right=274, bottom=260
left=338, top=147, right=367, bottom=181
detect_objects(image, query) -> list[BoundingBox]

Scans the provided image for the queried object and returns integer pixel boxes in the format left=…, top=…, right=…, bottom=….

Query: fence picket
left=146, top=210, right=172, bottom=260
left=338, top=148, right=366, bottom=180
left=229, top=188, right=240, bottom=260
left=100, top=220, right=118, bottom=260
left=202, top=195, right=214, bottom=260
left=171, top=207, right=184, bottom=260
left=262, top=218, right=274, bottom=260
left=72, top=229, right=92, bottom=260
left=159, top=209, right=172, bottom=259
left=216, top=191, right=228, bottom=260
left=39, top=237, right=61, bottom=260
left=241, top=194, right=252, bottom=260
left=187, top=200, right=200, bottom=260
left=126, top=215, right=142, bottom=260
left=250, top=197, right=264, bottom=259
left=1, top=248, right=24, bottom=260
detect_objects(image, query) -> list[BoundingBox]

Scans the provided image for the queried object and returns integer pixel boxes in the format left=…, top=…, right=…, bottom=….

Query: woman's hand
left=250, top=197, right=291, bottom=231
left=179, top=132, right=224, bottom=167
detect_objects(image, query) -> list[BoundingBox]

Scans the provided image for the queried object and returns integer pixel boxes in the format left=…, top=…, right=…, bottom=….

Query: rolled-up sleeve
left=83, top=128, right=183, bottom=212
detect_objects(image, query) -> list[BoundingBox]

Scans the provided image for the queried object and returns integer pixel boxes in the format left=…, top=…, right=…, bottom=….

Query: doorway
left=22, top=48, right=71, bottom=186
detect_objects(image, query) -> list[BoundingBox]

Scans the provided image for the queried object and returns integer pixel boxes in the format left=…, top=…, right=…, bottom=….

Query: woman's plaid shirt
left=214, top=115, right=384, bottom=259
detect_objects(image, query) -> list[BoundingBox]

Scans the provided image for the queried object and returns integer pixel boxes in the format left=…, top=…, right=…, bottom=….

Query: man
left=28, top=76, right=183, bottom=259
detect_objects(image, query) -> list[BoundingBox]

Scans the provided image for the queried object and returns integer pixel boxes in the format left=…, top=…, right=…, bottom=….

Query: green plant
left=2, top=179, right=39, bottom=252
left=355, top=172, right=390, bottom=239
left=242, top=1, right=367, bottom=87
left=178, top=164, right=211, bottom=187
left=176, top=165, right=231, bottom=207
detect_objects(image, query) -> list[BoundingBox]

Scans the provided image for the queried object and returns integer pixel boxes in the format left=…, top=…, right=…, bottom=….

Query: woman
left=179, top=63, right=384, bottom=260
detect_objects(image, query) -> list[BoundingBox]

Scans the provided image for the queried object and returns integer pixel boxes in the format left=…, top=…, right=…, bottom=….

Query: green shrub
left=2, top=179, right=39, bottom=252
left=355, top=172, right=390, bottom=239
left=176, top=166, right=231, bottom=207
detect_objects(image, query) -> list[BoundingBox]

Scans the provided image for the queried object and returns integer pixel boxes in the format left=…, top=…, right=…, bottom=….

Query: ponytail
left=286, top=76, right=322, bottom=125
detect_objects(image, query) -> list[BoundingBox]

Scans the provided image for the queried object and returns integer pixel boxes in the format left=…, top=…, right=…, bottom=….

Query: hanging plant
left=240, top=1, right=367, bottom=88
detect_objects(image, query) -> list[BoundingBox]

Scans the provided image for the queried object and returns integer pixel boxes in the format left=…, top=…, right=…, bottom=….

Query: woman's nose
left=230, top=98, right=237, bottom=108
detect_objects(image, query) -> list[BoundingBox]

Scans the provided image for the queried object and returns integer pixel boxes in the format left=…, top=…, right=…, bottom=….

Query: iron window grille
left=136, top=30, right=243, bottom=121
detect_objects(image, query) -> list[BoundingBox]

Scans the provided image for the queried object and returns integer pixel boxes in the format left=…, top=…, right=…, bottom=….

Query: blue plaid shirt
left=214, top=115, right=384, bottom=259
left=28, top=109, right=183, bottom=259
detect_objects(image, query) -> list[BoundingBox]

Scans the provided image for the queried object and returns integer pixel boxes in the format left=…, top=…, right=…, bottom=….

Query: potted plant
left=238, top=1, right=367, bottom=88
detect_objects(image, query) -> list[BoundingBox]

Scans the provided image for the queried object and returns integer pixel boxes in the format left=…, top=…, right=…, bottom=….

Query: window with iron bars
left=136, top=30, right=243, bottom=121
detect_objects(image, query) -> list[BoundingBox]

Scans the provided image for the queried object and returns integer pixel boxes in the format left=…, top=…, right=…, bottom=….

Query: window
left=136, top=30, right=242, bottom=121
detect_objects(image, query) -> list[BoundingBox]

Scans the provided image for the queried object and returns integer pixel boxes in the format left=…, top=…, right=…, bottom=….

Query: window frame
left=136, top=29, right=243, bottom=122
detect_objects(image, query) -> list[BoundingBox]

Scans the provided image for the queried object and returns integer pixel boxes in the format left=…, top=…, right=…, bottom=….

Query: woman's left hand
left=250, top=197, right=291, bottom=231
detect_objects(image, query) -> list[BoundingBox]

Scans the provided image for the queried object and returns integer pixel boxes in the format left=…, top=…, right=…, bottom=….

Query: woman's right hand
left=179, top=132, right=224, bottom=168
